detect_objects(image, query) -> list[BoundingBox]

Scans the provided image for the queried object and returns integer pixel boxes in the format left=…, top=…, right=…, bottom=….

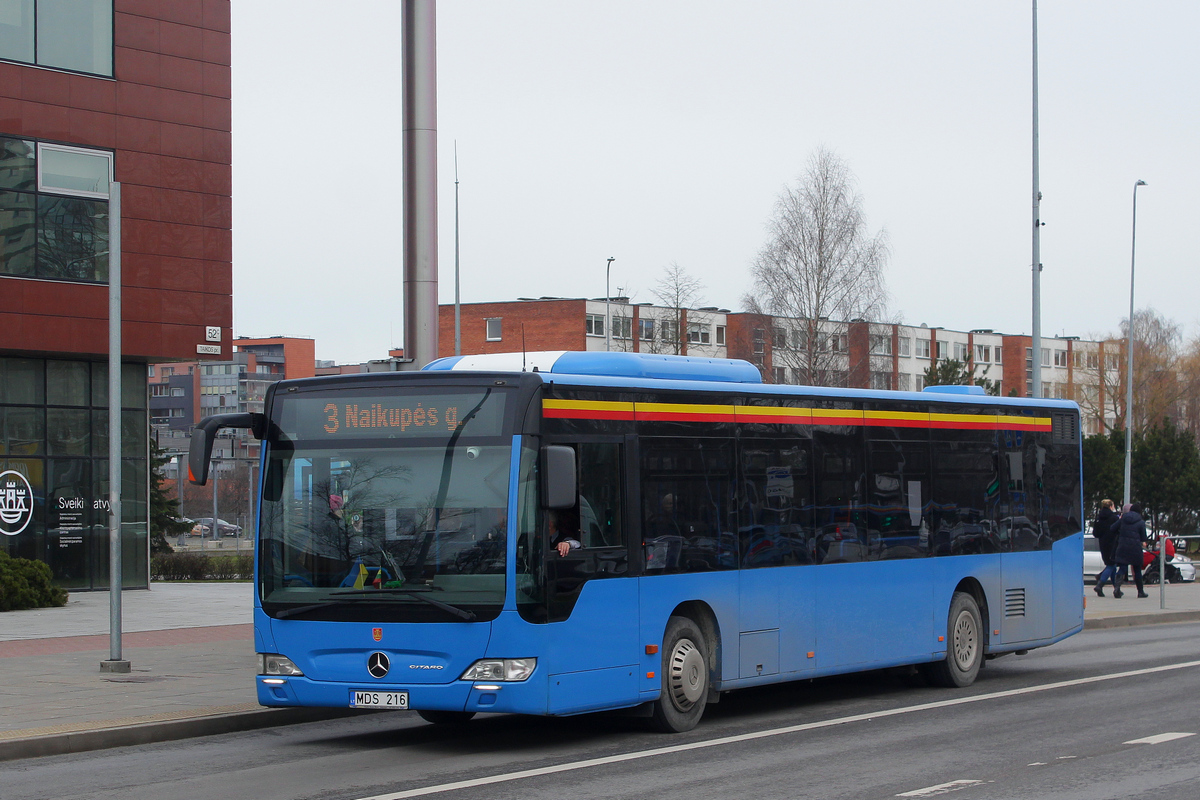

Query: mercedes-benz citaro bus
left=187, top=351, right=1084, bottom=732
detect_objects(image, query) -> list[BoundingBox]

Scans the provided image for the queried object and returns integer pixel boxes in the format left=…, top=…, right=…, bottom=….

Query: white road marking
left=1027, top=762, right=1047, bottom=766
left=1124, top=732, right=1196, bottom=745
left=1056, top=755, right=1076, bottom=759
left=356, top=658, right=1200, bottom=800
left=897, top=779, right=985, bottom=796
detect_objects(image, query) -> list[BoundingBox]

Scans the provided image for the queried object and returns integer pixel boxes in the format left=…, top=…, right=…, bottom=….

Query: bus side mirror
left=541, top=445, right=576, bottom=509
left=188, top=412, right=264, bottom=485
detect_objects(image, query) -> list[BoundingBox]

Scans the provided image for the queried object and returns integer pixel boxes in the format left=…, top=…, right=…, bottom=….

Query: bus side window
left=577, top=442, right=624, bottom=548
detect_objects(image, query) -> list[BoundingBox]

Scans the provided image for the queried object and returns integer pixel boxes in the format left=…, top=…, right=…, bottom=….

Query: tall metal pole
left=1030, top=0, right=1043, bottom=399
left=211, top=461, right=219, bottom=541
left=605, top=257, right=615, bottom=351
left=103, top=181, right=128, bottom=673
left=454, top=141, right=461, bottom=356
left=401, top=0, right=438, bottom=369
left=1123, top=180, right=1147, bottom=508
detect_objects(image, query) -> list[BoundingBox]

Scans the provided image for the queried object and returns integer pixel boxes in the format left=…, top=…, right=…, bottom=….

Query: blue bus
left=188, top=351, right=1084, bottom=732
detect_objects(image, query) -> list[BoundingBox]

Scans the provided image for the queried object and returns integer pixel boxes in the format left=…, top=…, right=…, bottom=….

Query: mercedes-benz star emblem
left=367, top=652, right=390, bottom=679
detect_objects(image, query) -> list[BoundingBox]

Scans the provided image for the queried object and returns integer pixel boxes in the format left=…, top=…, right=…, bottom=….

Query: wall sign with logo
left=0, top=469, right=34, bottom=536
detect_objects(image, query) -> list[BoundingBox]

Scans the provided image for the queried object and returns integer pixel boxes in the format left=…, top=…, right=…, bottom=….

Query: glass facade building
left=0, top=357, right=148, bottom=588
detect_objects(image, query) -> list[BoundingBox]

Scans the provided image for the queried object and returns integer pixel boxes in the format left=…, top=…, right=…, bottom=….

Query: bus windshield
left=258, top=386, right=513, bottom=622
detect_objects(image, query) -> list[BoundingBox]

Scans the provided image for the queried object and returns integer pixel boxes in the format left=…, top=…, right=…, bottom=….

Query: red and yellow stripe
left=542, top=398, right=1051, bottom=432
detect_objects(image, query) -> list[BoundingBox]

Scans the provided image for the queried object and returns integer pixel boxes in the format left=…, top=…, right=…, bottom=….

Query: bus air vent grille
left=1052, top=412, right=1078, bottom=443
left=1004, top=588, right=1027, bottom=618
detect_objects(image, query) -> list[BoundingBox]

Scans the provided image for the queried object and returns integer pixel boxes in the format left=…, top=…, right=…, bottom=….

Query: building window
left=975, top=345, right=990, bottom=363
left=151, top=384, right=169, bottom=397
left=170, top=387, right=184, bottom=397
left=485, top=318, right=502, bottom=341
left=1086, top=352, right=1099, bottom=370
left=715, top=325, right=725, bottom=346
left=818, top=333, right=846, bottom=353
left=661, top=319, right=679, bottom=345
left=1041, top=348, right=1051, bottom=367
left=773, top=327, right=788, bottom=349
left=935, top=340, right=947, bottom=359
left=869, top=334, right=892, bottom=355
left=773, top=366, right=787, bottom=384
left=752, top=329, right=765, bottom=355
left=688, top=323, right=710, bottom=345
left=953, top=342, right=968, bottom=362
left=994, top=347, right=1002, bottom=364
left=612, top=316, right=632, bottom=340
left=870, top=372, right=892, bottom=390
left=0, top=137, right=113, bottom=283
left=899, top=336, right=911, bottom=357
left=585, top=314, right=605, bottom=337
left=898, top=373, right=911, bottom=392
left=1105, top=353, right=1120, bottom=371
left=170, top=407, right=185, bottom=417
left=1054, top=349, right=1068, bottom=367
left=0, top=0, right=113, bottom=76
left=914, top=374, right=925, bottom=391
left=638, top=318, right=654, bottom=341
left=916, top=338, right=931, bottom=359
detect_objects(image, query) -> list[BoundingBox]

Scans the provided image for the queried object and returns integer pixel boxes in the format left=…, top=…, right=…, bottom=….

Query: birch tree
left=745, top=148, right=890, bottom=385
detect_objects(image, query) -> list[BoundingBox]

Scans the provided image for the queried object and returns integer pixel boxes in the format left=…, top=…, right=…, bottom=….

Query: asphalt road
left=4, top=623, right=1199, bottom=800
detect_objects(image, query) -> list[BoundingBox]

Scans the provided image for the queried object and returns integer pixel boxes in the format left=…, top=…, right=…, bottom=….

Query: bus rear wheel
left=417, top=710, right=476, bottom=725
left=922, top=591, right=983, bottom=688
left=650, top=616, right=709, bottom=733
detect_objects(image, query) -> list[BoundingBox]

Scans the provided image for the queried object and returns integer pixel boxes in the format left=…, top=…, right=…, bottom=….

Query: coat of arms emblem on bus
left=0, top=470, right=34, bottom=536
left=372, top=628, right=382, bottom=642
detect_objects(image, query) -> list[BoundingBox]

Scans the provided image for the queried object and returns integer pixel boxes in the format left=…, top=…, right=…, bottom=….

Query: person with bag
left=1111, top=502, right=1150, bottom=599
left=1092, top=498, right=1120, bottom=596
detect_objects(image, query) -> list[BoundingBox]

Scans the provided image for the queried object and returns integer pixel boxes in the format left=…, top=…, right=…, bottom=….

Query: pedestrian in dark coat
left=1111, top=502, right=1149, bottom=598
left=1092, top=499, right=1120, bottom=596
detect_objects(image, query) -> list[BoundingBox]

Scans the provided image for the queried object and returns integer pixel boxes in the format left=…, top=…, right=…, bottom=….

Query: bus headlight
left=460, top=658, right=536, bottom=682
left=260, top=654, right=304, bottom=676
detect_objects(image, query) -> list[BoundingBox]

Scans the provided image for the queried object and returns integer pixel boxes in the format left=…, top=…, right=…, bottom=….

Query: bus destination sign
left=284, top=390, right=507, bottom=439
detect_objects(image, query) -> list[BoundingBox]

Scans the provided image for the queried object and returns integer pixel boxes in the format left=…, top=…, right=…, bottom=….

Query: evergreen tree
left=921, top=358, right=1000, bottom=395
left=149, top=440, right=191, bottom=553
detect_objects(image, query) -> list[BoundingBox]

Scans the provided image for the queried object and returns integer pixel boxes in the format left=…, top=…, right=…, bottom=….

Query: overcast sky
left=231, top=1, right=1198, bottom=365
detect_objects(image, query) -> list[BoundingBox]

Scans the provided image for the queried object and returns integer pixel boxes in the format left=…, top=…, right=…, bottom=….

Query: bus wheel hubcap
left=952, top=610, right=977, bottom=670
left=669, top=638, right=705, bottom=710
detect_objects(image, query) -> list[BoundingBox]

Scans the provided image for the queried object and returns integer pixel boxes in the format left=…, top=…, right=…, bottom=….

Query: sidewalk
left=2, top=580, right=1199, bottom=762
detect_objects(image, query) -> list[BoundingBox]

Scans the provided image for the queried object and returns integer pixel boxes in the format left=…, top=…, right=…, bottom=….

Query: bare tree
left=1075, top=309, right=1191, bottom=435
left=745, top=148, right=890, bottom=385
left=649, top=263, right=705, bottom=355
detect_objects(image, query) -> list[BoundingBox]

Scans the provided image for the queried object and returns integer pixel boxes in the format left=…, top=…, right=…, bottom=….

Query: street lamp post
left=604, top=257, right=615, bottom=351
left=1123, top=180, right=1147, bottom=508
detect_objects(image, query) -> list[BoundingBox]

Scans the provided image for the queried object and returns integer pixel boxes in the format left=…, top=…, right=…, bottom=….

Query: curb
left=1084, top=610, right=1200, bottom=630
left=0, top=707, right=364, bottom=763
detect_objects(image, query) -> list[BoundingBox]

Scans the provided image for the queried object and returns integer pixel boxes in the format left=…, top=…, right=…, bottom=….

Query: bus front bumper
left=257, top=675, right=547, bottom=715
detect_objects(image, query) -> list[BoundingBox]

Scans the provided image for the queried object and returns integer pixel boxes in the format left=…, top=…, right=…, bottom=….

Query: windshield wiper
left=330, top=587, right=477, bottom=621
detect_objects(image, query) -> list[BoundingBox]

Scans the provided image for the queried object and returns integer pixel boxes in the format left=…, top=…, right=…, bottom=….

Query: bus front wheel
left=417, top=710, right=476, bottom=725
left=922, top=591, right=983, bottom=688
left=650, top=616, right=709, bottom=733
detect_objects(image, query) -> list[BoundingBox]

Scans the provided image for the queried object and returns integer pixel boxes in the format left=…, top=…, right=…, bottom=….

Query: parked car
left=190, top=517, right=243, bottom=537
left=1084, top=536, right=1195, bottom=583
